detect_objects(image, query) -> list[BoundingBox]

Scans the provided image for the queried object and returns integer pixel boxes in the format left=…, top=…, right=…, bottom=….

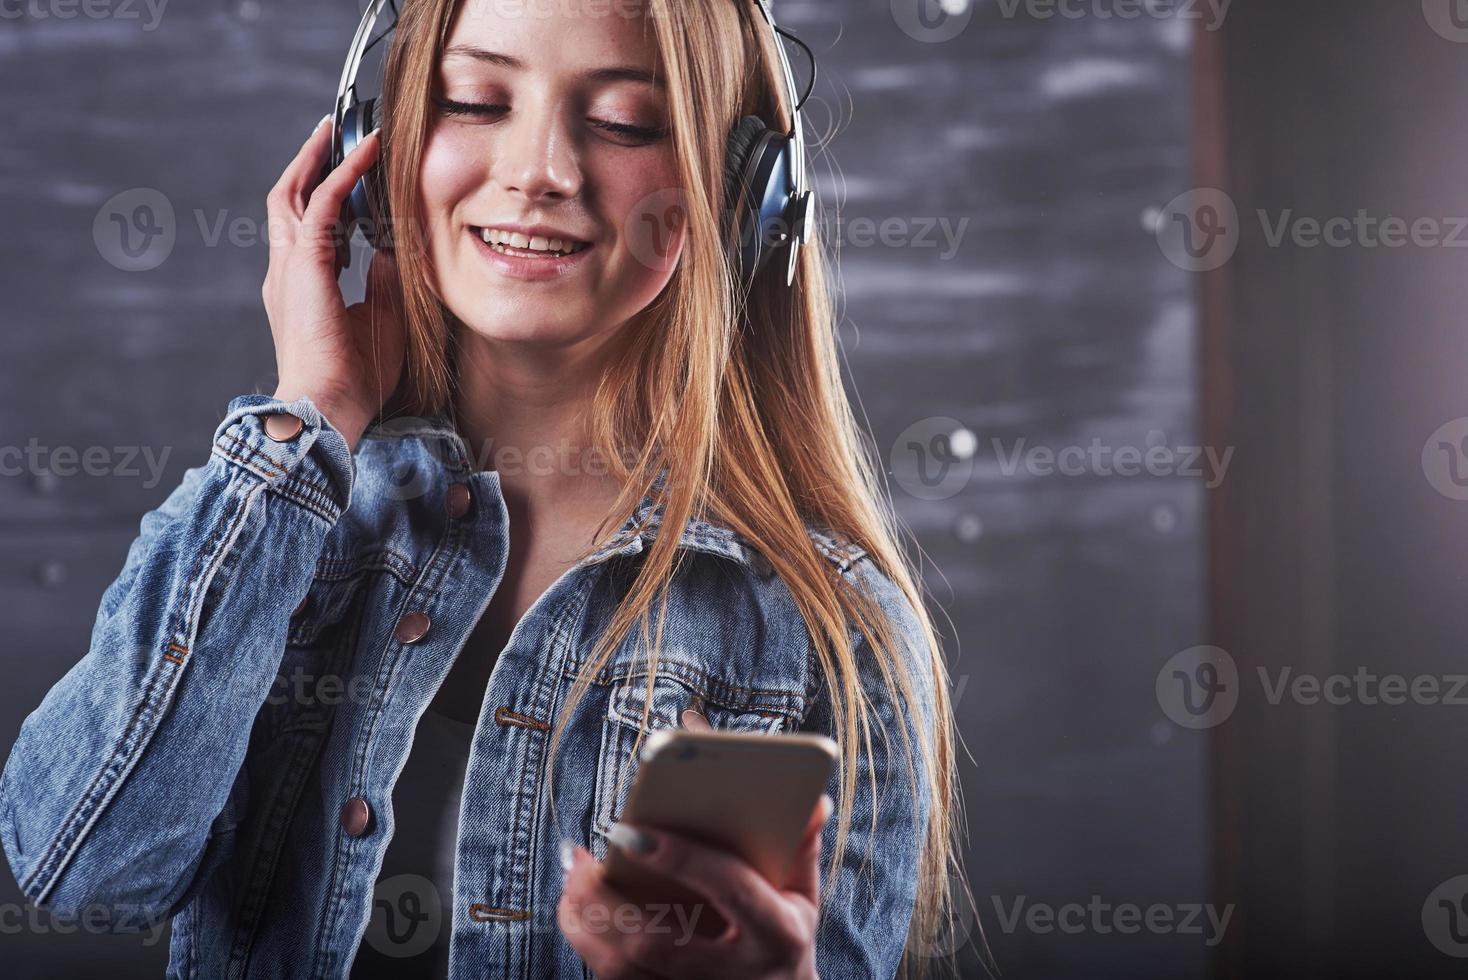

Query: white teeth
left=477, top=227, right=586, bottom=255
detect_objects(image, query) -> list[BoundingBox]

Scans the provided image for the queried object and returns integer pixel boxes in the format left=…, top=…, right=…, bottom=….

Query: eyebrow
left=442, top=44, right=663, bottom=88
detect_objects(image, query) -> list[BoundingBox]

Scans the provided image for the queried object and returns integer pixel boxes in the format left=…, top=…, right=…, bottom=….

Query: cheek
left=418, top=129, right=484, bottom=240
left=604, top=153, right=690, bottom=297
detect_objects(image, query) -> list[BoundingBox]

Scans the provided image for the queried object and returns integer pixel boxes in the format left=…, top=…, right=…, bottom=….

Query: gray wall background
left=0, top=1, right=1204, bottom=977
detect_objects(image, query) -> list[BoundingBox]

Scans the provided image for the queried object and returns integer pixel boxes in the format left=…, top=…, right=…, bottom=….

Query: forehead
left=441, top=0, right=662, bottom=77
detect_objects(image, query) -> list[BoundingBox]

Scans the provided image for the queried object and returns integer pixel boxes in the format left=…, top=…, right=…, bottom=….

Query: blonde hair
left=375, top=1, right=968, bottom=975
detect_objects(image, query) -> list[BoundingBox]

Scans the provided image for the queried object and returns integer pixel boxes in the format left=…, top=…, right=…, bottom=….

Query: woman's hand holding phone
left=559, top=791, right=832, bottom=980
left=262, top=115, right=405, bottom=452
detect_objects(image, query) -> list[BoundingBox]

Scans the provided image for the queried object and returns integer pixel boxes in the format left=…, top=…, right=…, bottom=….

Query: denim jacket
left=0, top=393, right=934, bottom=979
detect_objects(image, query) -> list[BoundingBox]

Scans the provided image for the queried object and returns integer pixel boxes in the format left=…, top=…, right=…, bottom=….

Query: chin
left=453, top=304, right=605, bottom=347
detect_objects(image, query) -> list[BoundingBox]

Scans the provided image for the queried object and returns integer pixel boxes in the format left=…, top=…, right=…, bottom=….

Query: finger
left=801, top=792, right=833, bottom=841
left=274, top=113, right=339, bottom=217
left=302, top=128, right=381, bottom=239
left=607, top=822, right=790, bottom=947
left=559, top=848, right=685, bottom=980
left=784, top=794, right=833, bottom=900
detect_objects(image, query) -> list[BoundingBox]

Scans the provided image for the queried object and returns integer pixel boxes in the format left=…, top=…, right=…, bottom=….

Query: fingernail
left=559, top=838, right=577, bottom=873
left=314, top=113, right=332, bottom=133
left=608, top=822, right=656, bottom=855
left=819, top=793, right=834, bottom=821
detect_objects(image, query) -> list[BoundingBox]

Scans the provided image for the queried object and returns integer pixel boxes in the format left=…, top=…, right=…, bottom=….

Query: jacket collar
left=582, top=467, right=758, bottom=568
left=366, top=413, right=757, bottom=569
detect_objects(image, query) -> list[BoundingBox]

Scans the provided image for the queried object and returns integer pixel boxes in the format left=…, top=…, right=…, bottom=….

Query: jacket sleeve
left=802, top=558, right=938, bottom=980
left=0, top=393, right=355, bottom=928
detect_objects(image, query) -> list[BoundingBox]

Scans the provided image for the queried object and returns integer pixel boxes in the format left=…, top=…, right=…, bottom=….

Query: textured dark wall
left=1203, top=3, right=1468, bottom=978
left=0, top=1, right=1200, bottom=977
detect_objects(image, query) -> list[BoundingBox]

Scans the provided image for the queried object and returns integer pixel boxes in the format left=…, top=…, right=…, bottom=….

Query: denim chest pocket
left=591, top=668, right=804, bottom=846
left=262, top=562, right=378, bottom=739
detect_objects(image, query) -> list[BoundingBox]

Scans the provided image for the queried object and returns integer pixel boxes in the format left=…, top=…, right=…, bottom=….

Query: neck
left=451, top=324, right=628, bottom=517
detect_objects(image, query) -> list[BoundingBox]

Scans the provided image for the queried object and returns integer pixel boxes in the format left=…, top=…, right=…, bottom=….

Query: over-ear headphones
left=329, top=0, right=815, bottom=288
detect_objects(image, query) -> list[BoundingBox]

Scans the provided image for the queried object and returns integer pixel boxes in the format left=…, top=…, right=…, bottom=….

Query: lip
left=478, top=222, right=594, bottom=244
left=469, top=226, right=595, bottom=282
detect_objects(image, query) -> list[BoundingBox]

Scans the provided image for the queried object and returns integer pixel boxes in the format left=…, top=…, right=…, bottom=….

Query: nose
left=490, top=96, right=582, bottom=203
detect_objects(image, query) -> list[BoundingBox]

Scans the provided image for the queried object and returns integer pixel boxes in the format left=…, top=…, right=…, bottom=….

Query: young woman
left=0, top=1, right=962, bottom=977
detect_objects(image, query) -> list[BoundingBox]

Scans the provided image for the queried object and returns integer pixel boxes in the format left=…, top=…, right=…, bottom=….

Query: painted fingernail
left=607, top=822, right=656, bottom=855
left=559, top=838, right=577, bottom=873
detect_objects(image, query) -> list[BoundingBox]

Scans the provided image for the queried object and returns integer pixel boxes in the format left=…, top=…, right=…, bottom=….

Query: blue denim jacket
left=0, top=393, right=933, bottom=979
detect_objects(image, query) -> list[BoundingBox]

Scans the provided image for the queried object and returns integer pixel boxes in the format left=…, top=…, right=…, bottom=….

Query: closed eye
left=432, top=96, right=667, bottom=144
left=588, top=119, right=668, bottom=143
left=433, top=97, right=508, bottom=119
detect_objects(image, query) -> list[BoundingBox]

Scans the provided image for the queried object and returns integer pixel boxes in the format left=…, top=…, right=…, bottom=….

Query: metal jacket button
left=340, top=796, right=371, bottom=837
left=394, top=611, right=431, bottom=644
left=263, top=412, right=305, bottom=442
left=445, top=483, right=472, bottom=519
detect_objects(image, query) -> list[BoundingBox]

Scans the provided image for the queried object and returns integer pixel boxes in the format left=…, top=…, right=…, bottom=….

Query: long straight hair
left=374, top=1, right=968, bottom=974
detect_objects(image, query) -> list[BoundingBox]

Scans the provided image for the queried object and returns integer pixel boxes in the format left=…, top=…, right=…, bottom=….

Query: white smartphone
left=602, top=728, right=839, bottom=918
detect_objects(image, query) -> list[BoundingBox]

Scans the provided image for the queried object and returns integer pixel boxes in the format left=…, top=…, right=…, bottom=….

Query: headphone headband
left=749, top=0, right=807, bottom=202
left=332, top=0, right=394, bottom=169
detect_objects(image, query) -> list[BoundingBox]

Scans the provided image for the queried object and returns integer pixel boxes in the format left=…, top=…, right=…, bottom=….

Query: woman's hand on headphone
left=262, top=115, right=405, bottom=453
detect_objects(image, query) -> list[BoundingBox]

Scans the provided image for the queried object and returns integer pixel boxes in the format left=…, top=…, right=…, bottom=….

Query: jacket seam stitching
left=22, top=478, right=262, bottom=904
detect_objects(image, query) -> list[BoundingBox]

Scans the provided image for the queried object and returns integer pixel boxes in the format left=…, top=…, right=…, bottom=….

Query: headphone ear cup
left=341, top=98, right=389, bottom=251
left=361, top=99, right=390, bottom=250
left=723, top=115, right=775, bottom=277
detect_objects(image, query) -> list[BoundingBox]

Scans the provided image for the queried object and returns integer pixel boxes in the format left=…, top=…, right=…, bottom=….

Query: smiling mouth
left=471, top=226, right=591, bottom=258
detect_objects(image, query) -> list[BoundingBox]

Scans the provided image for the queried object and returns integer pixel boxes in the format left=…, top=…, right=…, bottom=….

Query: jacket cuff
left=210, top=393, right=354, bottom=522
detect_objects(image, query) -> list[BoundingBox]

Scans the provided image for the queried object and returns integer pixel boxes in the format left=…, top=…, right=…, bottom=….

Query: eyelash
left=431, top=97, right=668, bottom=143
